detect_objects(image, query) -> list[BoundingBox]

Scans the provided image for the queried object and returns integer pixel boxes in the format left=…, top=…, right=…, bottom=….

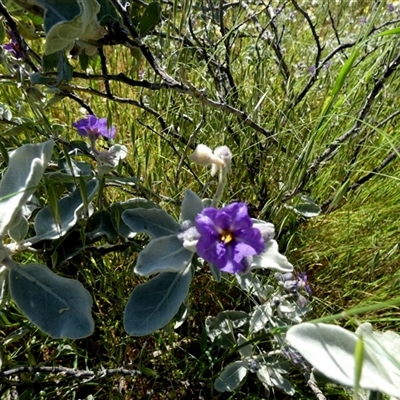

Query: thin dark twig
left=321, top=143, right=400, bottom=212
left=98, top=46, right=112, bottom=96
left=0, top=1, right=41, bottom=71
left=62, top=75, right=277, bottom=141
left=289, top=41, right=355, bottom=108
left=328, top=2, right=341, bottom=45
left=291, top=0, right=323, bottom=68
left=62, top=91, right=94, bottom=114
left=307, top=52, right=400, bottom=178
left=0, top=366, right=140, bottom=386
left=283, top=51, right=400, bottom=202
left=341, top=108, right=400, bottom=184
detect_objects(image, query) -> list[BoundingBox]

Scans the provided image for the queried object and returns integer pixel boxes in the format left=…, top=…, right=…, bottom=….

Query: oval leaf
left=134, top=234, right=193, bottom=276
left=122, top=208, right=180, bottom=239
left=214, top=360, right=248, bottom=392
left=0, top=140, right=54, bottom=240
left=124, top=265, right=192, bottom=336
left=139, top=2, right=161, bottom=37
left=110, top=198, right=159, bottom=238
left=9, top=263, right=94, bottom=339
left=251, top=240, right=293, bottom=272
left=180, top=189, right=203, bottom=222
left=33, top=179, right=98, bottom=240
left=286, top=323, right=400, bottom=397
left=44, top=0, right=102, bottom=55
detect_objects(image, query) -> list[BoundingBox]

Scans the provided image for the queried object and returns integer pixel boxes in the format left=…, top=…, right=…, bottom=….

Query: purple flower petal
left=72, top=115, right=116, bottom=140
left=195, top=202, right=265, bottom=274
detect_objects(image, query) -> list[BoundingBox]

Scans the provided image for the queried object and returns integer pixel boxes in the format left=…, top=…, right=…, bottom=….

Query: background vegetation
left=0, top=0, right=400, bottom=398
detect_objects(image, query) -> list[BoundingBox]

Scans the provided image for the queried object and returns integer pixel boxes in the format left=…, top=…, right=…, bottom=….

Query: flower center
left=221, top=231, right=233, bottom=244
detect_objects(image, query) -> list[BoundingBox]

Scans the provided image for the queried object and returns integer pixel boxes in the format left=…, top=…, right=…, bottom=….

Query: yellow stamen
left=221, top=231, right=233, bottom=244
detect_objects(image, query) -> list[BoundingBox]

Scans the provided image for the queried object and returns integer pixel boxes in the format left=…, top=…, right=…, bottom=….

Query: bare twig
left=0, top=365, right=140, bottom=386
left=321, top=143, right=400, bottom=212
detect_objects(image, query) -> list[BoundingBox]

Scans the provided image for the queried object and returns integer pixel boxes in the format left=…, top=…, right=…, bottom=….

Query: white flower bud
left=188, top=144, right=225, bottom=167
left=211, top=145, right=232, bottom=176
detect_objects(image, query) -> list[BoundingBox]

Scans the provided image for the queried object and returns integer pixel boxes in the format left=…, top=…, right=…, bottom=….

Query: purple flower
left=2, top=31, right=24, bottom=60
left=298, top=273, right=312, bottom=295
left=387, top=3, right=395, bottom=12
left=72, top=115, right=116, bottom=140
left=195, top=203, right=264, bottom=274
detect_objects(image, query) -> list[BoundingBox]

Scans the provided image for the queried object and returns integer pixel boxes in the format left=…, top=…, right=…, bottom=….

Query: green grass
left=0, top=0, right=400, bottom=398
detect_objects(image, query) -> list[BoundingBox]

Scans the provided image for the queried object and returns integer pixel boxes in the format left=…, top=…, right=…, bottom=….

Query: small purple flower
left=72, top=115, right=116, bottom=140
left=308, top=65, right=316, bottom=75
left=298, top=273, right=312, bottom=295
left=387, top=3, right=395, bottom=12
left=195, top=203, right=264, bottom=274
left=2, top=31, right=24, bottom=60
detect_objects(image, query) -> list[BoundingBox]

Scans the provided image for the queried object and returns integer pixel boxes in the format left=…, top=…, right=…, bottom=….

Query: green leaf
left=237, top=333, right=252, bottom=358
left=8, top=211, right=29, bottom=242
left=205, top=311, right=249, bottom=342
left=110, top=198, right=159, bottom=238
left=180, top=189, right=203, bottom=222
left=9, top=263, right=94, bottom=339
left=122, top=208, right=180, bottom=238
left=139, top=2, right=161, bottom=37
left=0, top=20, right=5, bottom=44
left=285, top=195, right=321, bottom=218
left=214, top=360, right=248, bottom=392
left=39, top=52, right=73, bottom=86
left=96, top=0, right=119, bottom=24
left=33, top=179, right=99, bottom=240
left=377, top=27, right=400, bottom=36
left=134, top=234, right=193, bottom=276
left=43, top=0, right=102, bottom=55
left=286, top=322, right=400, bottom=397
left=0, top=140, right=54, bottom=241
left=124, top=264, right=192, bottom=336
left=251, top=240, right=294, bottom=272
left=0, top=267, right=9, bottom=312
left=87, top=210, right=117, bottom=242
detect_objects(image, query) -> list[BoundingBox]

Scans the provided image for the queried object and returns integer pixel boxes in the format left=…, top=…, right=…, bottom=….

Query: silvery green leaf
left=269, top=368, right=295, bottom=395
left=237, top=333, right=252, bottom=358
left=0, top=140, right=54, bottom=241
left=9, top=263, right=94, bottom=339
left=134, top=234, right=193, bottom=276
left=0, top=266, right=8, bottom=311
left=205, top=311, right=249, bottom=341
left=236, top=272, right=272, bottom=302
left=251, top=240, right=293, bottom=272
left=180, top=189, right=203, bottom=222
left=214, top=360, right=248, bottom=392
left=33, top=180, right=98, bottom=240
left=43, top=0, right=102, bottom=55
left=8, top=211, right=29, bottom=242
left=173, top=302, right=189, bottom=330
left=110, top=198, right=159, bottom=238
left=86, top=210, right=117, bottom=242
left=356, top=323, right=400, bottom=390
left=286, top=323, right=400, bottom=397
left=257, top=365, right=272, bottom=386
left=285, top=194, right=321, bottom=218
left=209, top=262, right=221, bottom=282
left=249, top=303, right=272, bottom=333
left=124, top=264, right=192, bottom=336
left=122, top=208, right=180, bottom=239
